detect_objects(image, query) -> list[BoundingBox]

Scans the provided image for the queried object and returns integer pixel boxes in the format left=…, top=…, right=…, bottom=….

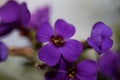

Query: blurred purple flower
left=0, top=0, right=30, bottom=36
left=87, top=22, right=113, bottom=54
left=45, top=60, right=97, bottom=80
left=28, top=6, right=50, bottom=30
left=36, top=19, right=82, bottom=66
left=0, top=41, right=8, bottom=62
left=98, top=51, right=120, bottom=80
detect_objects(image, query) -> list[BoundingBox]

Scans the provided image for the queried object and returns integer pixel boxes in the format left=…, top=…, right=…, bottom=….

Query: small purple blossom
left=45, top=60, right=97, bottom=80
left=98, top=51, right=120, bottom=80
left=0, top=0, right=30, bottom=36
left=87, top=22, right=113, bottom=54
left=36, top=19, right=82, bottom=66
left=0, top=41, right=8, bottom=62
left=28, top=6, right=50, bottom=30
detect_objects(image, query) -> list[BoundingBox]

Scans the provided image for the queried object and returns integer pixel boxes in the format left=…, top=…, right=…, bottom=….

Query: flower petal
left=98, top=51, right=117, bottom=77
left=101, top=38, right=113, bottom=52
left=36, top=22, right=53, bottom=42
left=93, top=22, right=112, bottom=38
left=38, top=43, right=61, bottom=66
left=87, top=38, right=101, bottom=54
left=58, top=59, right=70, bottom=72
left=91, top=26, right=102, bottom=46
left=20, top=2, right=31, bottom=26
left=91, top=23, right=101, bottom=38
left=76, top=60, right=97, bottom=80
left=45, top=71, right=69, bottom=80
left=0, top=1, right=19, bottom=23
left=60, top=39, right=82, bottom=62
left=29, top=6, right=50, bottom=30
left=116, top=52, right=120, bottom=68
left=0, top=41, right=8, bottom=62
left=55, top=19, right=75, bottom=39
left=0, top=23, right=14, bottom=36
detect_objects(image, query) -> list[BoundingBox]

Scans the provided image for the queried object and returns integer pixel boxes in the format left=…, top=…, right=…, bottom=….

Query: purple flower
left=0, top=0, right=30, bottom=36
left=45, top=60, right=97, bottom=80
left=28, top=6, right=50, bottom=30
left=36, top=19, right=82, bottom=66
left=87, top=22, right=113, bottom=54
left=98, top=51, right=120, bottom=80
left=0, top=41, right=8, bottom=62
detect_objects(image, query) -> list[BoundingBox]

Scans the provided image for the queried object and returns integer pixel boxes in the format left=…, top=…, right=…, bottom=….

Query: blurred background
left=0, top=0, right=120, bottom=80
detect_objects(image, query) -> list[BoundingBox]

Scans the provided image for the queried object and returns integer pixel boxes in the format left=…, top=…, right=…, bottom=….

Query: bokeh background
left=0, top=0, right=120, bottom=80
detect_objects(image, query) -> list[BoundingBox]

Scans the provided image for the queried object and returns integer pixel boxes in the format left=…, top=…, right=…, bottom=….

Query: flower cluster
left=35, top=18, right=113, bottom=79
left=0, top=0, right=116, bottom=80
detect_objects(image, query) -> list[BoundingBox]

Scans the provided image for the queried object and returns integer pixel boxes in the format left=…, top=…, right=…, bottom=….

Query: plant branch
left=9, top=47, right=34, bottom=59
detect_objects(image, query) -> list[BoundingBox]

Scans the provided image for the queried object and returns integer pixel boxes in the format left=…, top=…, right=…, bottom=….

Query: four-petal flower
left=45, top=59, right=97, bottom=80
left=87, top=22, right=113, bottom=54
left=36, top=19, right=83, bottom=66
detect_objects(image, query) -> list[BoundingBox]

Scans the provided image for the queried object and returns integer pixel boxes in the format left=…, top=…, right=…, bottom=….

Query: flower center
left=67, top=65, right=76, bottom=79
left=51, top=36, right=64, bottom=47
